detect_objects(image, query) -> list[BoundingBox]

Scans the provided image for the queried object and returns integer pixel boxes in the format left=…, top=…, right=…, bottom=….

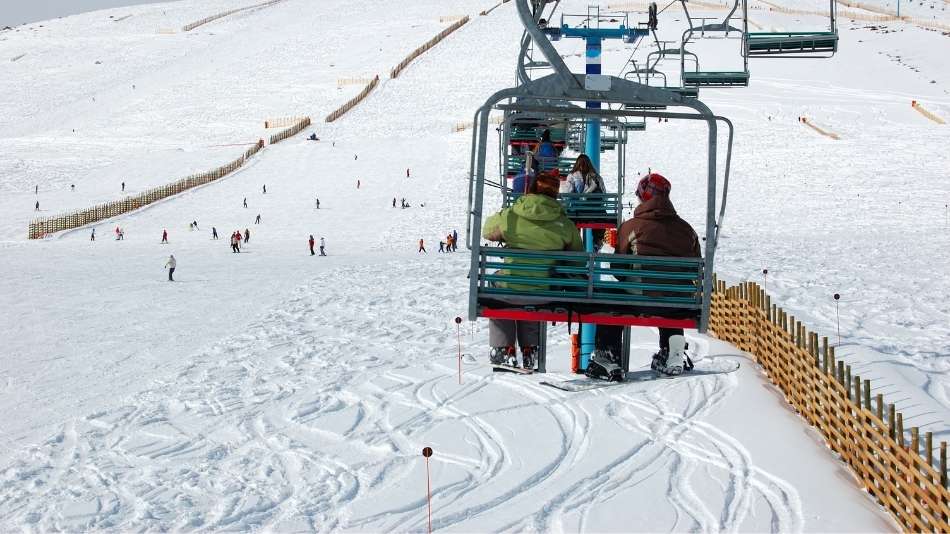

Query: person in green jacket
left=482, top=172, right=584, bottom=370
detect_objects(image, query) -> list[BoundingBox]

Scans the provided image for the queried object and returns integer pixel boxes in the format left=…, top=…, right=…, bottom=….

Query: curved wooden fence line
left=912, top=100, right=946, bottom=125
left=757, top=0, right=950, bottom=30
left=182, top=0, right=284, bottom=32
left=390, top=16, right=470, bottom=79
left=801, top=116, right=841, bottom=140
left=325, top=76, right=380, bottom=122
left=28, top=140, right=264, bottom=239
left=265, top=116, right=308, bottom=129
left=268, top=117, right=311, bottom=143
left=481, top=0, right=512, bottom=16
left=710, top=278, right=950, bottom=532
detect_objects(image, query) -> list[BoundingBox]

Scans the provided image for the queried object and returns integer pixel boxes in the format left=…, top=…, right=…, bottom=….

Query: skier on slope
left=588, top=173, right=701, bottom=380
left=165, top=254, right=176, bottom=281
left=309, top=235, right=315, bottom=256
left=319, top=237, right=326, bottom=256
left=482, top=173, right=583, bottom=370
left=162, top=229, right=168, bottom=243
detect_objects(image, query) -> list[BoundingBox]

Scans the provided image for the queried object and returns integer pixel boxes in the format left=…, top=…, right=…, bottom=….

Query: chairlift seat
left=745, top=32, right=838, bottom=56
left=682, top=71, right=750, bottom=87
left=475, top=248, right=703, bottom=328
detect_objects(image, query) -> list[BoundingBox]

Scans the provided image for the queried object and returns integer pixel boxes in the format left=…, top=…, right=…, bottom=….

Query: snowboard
left=491, top=364, right=534, bottom=375
left=541, top=359, right=740, bottom=392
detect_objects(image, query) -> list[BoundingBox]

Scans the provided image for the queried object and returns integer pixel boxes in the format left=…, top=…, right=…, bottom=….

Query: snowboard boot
left=655, top=335, right=692, bottom=376
left=521, top=346, right=538, bottom=371
left=490, top=346, right=515, bottom=366
left=586, top=349, right=625, bottom=382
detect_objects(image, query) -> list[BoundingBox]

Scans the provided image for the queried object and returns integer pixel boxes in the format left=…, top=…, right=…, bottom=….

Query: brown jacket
left=615, top=196, right=701, bottom=297
left=616, top=196, right=700, bottom=258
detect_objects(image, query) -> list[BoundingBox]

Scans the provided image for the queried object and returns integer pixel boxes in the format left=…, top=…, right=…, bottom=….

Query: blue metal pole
left=579, top=36, right=602, bottom=372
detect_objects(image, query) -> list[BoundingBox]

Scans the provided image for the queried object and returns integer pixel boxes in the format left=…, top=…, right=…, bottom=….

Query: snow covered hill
left=1, top=0, right=947, bottom=530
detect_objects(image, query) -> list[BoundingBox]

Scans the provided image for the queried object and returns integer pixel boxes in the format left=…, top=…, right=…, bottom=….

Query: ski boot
left=521, top=346, right=538, bottom=371
left=490, top=346, right=515, bottom=366
left=586, top=349, right=625, bottom=382
left=653, top=336, right=693, bottom=376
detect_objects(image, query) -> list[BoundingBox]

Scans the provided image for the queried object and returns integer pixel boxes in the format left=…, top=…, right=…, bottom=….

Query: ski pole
left=422, top=447, right=434, bottom=533
left=455, top=317, right=463, bottom=385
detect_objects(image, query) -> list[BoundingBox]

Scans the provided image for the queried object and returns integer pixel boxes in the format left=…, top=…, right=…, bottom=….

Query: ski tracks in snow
left=0, top=258, right=802, bottom=532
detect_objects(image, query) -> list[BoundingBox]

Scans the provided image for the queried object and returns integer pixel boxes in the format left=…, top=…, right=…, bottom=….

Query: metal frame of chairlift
left=679, top=0, right=750, bottom=87
left=466, top=0, right=735, bottom=374
left=742, top=0, right=838, bottom=57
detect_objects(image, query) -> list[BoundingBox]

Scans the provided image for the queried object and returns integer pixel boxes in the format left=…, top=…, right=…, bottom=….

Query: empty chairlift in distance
left=743, top=0, right=838, bottom=57
left=678, top=0, right=750, bottom=87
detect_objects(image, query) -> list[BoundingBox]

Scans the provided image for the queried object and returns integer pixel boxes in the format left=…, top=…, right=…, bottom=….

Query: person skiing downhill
left=165, top=254, right=176, bottom=281
left=244, top=228, right=250, bottom=243
left=588, top=173, right=701, bottom=380
left=231, top=232, right=240, bottom=253
left=90, top=228, right=95, bottom=241
left=255, top=214, right=261, bottom=224
left=482, top=173, right=583, bottom=370
left=439, top=240, right=445, bottom=253
left=319, top=237, right=326, bottom=256
left=161, top=229, right=168, bottom=243
left=309, top=235, right=315, bottom=256
left=452, top=229, right=459, bottom=251
left=418, top=238, right=427, bottom=253
left=212, top=227, right=218, bottom=240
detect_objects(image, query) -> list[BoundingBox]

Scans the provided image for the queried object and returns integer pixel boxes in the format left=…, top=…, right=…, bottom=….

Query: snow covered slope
left=3, top=0, right=947, bottom=530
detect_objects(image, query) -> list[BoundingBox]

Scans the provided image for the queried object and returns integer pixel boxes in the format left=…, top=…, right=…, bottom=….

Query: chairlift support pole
left=545, top=6, right=649, bottom=371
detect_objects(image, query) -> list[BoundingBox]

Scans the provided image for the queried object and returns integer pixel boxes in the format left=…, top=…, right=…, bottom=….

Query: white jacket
left=165, top=256, right=176, bottom=269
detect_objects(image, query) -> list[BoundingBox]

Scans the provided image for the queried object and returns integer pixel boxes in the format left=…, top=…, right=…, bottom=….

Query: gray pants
left=488, top=319, right=540, bottom=349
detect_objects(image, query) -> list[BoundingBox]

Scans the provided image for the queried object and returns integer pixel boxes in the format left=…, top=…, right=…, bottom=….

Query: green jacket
left=483, top=194, right=584, bottom=290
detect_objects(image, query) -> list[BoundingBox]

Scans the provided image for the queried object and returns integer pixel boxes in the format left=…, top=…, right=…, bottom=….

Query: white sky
left=1, top=0, right=177, bottom=27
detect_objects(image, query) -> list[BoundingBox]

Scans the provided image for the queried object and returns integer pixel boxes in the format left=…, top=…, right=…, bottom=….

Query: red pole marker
left=422, top=447, right=434, bottom=533
left=833, top=293, right=841, bottom=347
left=454, top=317, right=463, bottom=384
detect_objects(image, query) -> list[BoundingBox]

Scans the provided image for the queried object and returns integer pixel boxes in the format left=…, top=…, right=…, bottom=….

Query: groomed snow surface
left=2, top=0, right=948, bottom=530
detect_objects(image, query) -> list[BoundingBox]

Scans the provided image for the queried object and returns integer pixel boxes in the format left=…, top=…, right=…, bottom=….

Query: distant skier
left=439, top=240, right=445, bottom=253
left=192, top=220, right=199, bottom=231
left=418, top=238, right=427, bottom=253
left=357, top=179, right=360, bottom=189
left=212, top=227, right=218, bottom=240
left=243, top=197, right=248, bottom=208
left=165, top=254, right=176, bottom=281
left=263, top=184, right=266, bottom=194
left=121, top=181, right=125, bottom=192
left=393, top=197, right=397, bottom=208
left=244, top=228, right=250, bottom=243
left=315, top=198, right=320, bottom=209
left=90, top=228, right=95, bottom=241
left=309, top=235, right=315, bottom=256
left=354, top=154, right=358, bottom=160
left=452, top=229, right=459, bottom=251
left=35, top=185, right=38, bottom=195
left=35, top=201, right=39, bottom=211
left=231, top=232, right=240, bottom=253
left=162, top=229, right=168, bottom=243
left=406, top=168, right=410, bottom=178
left=255, top=214, right=261, bottom=224
left=319, top=237, right=326, bottom=256
left=70, top=184, right=75, bottom=192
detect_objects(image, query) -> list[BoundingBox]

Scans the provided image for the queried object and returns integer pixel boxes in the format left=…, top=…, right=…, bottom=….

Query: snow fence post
left=422, top=447, right=433, bottom=533
left=455, top=317, right=463, bottom=385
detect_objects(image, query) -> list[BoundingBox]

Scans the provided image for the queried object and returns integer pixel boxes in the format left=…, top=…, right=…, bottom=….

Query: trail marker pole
left=833, top=293, right=841, bottom=347
left=455, top=317, right=463, bottom=384
left=422, top=447, right=434, bottom=533
left=762, top=268, right=768, bottom=295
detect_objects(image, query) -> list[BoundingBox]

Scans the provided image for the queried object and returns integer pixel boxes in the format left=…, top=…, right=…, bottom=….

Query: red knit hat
left=635, top=173, right=671, bottom=201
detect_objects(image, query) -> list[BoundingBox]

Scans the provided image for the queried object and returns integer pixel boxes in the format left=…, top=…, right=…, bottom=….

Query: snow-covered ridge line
left=712, top=279, right=950, bottom=532
left=28, top=140, right=265, bottom=239
left=390, top=16, right=471, bottom=79
left=325, top=76, right=380, bottom=123
left=182, top=0, right=285, bottom=32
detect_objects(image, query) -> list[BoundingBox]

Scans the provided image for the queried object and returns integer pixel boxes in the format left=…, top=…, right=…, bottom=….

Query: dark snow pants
left=168, top=268, right=175, bottom=281
left=595, top=326, right=684, bottom=355
left=488, top=319, right=540, bottom=349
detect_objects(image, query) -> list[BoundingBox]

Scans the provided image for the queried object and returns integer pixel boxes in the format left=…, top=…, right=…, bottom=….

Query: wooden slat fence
left=182, top=0, right=284, bottom=32
left=28, top=140, right=264, bottom=239
left=390, top=16, right=470, bottom=79
left=481, top=0, right=512, bottom=16
left=710, top=278, right=950, bottom=532
left=325, top=76, right=380, bottom=123
left=912, top=101, right=946, bottom=125
left=268, top=117, right=311, bottom=144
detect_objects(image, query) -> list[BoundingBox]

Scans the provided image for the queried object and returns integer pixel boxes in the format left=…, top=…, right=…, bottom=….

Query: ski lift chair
left=743, top=0, right=838, bottom=57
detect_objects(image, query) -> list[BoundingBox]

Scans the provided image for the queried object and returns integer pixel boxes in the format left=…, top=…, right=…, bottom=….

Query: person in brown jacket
left=589, top=173, right=701, bottom=378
